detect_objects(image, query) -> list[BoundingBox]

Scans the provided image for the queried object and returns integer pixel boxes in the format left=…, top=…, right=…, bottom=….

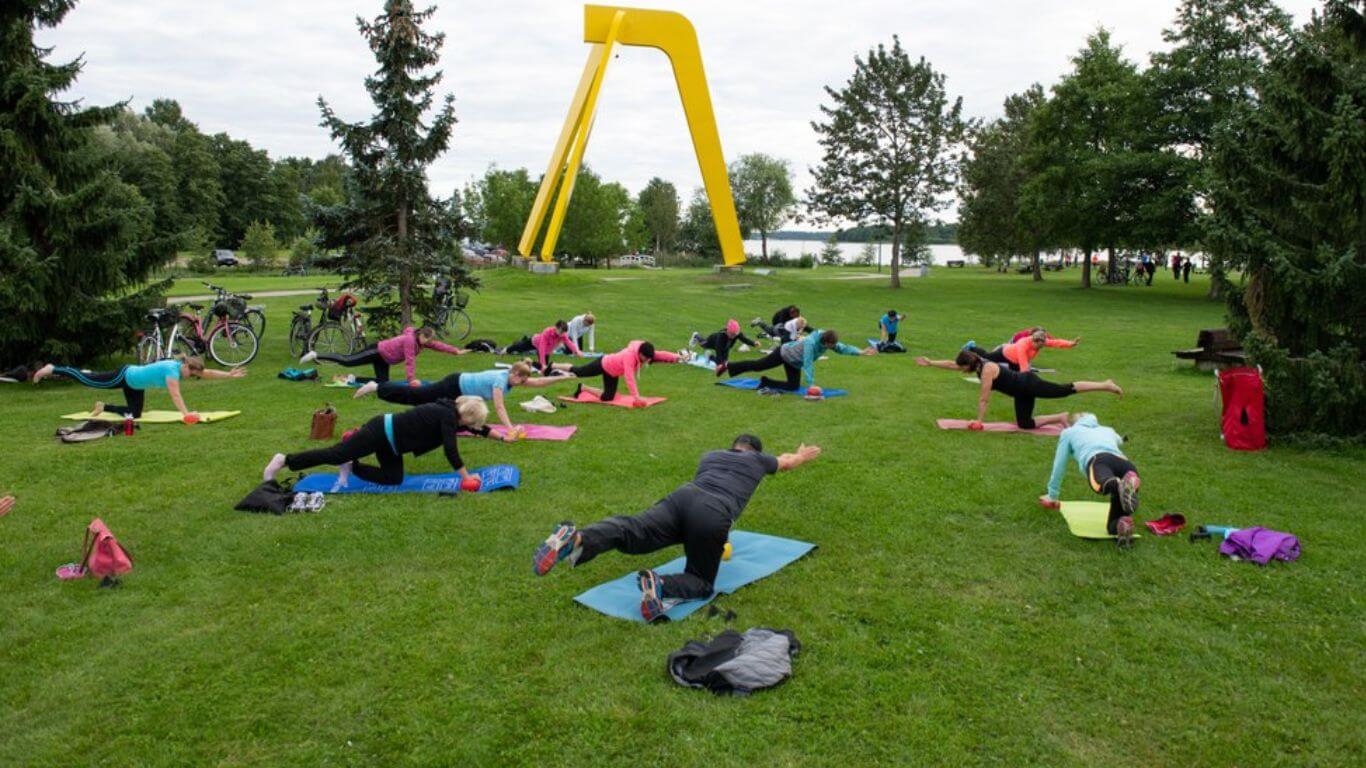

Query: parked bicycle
left=306, top=289, right=366, bottom=357
left=172, top=290, right=260, bottom=367
left=136, top=307, right=194, bottom=364
left=429, top=278, right=472, bottom=341
left=199, top=282, right=266, bottom=338
left=289, top=287, right=330, bottom=358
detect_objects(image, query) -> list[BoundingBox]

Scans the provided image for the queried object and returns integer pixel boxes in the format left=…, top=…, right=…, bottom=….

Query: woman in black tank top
left=916, top=350, right=1123, bottom=429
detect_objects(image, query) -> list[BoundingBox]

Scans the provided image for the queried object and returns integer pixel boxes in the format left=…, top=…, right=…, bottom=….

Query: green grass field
left=2, top=267, right=1362, bottom=766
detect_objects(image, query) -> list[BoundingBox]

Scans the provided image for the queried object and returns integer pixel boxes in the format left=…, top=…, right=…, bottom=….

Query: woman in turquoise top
left=352, top=360, right=569, bottom=437
left=33, top=356, right=244, bottom=422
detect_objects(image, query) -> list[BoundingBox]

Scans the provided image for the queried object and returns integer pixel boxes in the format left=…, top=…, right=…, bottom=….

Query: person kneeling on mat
left=724, top=329, right=874, bottom=391
left=559, top=340, right=679, bottom=405
left=353, top=361, right=570, bottom=438
left=876, top=309, right=907, bottom=353
left=32, top=356, right=244, bottom=423
left=532, top=435, right=822, bottom=621
left=964, top=328, right=1078, bottom=373
left=1039, top=413, right=1141, bottom=546
left=301, top=325, right=465, bottom=384
left=263, top=397, right=490, bottom=488
left=688, top=319, right=760, bottom=375
left=501, top=320, right=582, bottom=374
left=916, top=349, right=1121, bottom=430
left=751, top=305, right=800, bottom=340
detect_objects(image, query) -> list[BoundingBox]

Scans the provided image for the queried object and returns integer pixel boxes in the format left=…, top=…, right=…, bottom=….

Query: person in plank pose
left=878, top=309, right=905, bottom=345
left=301, top=326, right=465, bottom=384
left=1037, top=413, right=1141, bottom=546
left=724, top=329, right=874, bottom=391
left=689, top=319, right=760, bottom=375
left=751, top=305, right=801, bottom=341
left=502, top=320, right=581, bottom=374
left=32, top=357, right=244, bottom=422
left=353, top=361, right=570, bottom=438
left=916, top=349, right=1121, bottom=430
left=559, top=340, right=680, bottom=405
left=563, top=313, right=596, bottom=354
left=263, top=397, right=491, bottom=488
left=533, top=435, right=822, bottom=621
left=965, top=329, right=1080, bottom=372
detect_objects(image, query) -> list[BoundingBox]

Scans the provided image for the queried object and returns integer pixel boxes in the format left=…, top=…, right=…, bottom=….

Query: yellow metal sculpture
left=518, top=5, right=746, bottom=266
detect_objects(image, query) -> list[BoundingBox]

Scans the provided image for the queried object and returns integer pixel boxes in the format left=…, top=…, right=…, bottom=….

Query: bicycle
left=430, top=288, right=472, bottom=341
left=136, top=307, right=195, bottom=363
left=171, top=293, right=260, bottom=367
left=307, top=290, right=366, bottom=357
left=288, top=287, right=333, bottom=358
left=199, top=282, right=266, bottom=338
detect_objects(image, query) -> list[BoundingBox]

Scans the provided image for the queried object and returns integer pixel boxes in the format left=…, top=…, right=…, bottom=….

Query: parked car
left=213, top=249, right=238, bottom=267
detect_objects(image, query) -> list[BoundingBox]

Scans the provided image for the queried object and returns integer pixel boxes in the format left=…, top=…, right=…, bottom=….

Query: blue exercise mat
left=294, top=464, right=520, bottom=494
left=572, top=530, right=816, bottom=623
left=716, top=377, right=847, bottom=398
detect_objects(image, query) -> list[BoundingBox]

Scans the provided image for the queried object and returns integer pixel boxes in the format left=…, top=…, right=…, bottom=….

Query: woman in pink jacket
left=562, top=340, right=678, bottom=405
left=502, top=320, right=582, bottom=373
left=302, top=326, right=464, bottom=384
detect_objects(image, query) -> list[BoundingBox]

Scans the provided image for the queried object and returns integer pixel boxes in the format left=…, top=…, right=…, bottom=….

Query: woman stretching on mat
left=563, top=313, right=596, bottom=354
left=32, top=357, right=244, bottom=422
left=560, top=340, right=679, bottom=405
left=502, top=320, right=581, bottom=373
left=878, top=310, right=905, bottom=344
left=688, top=319, right=760, bottom=373
left=724, top=329, right=874, bottom=391
left=353, top=361, right=569, bottom=438
left=532, top=434, right=822, bottom=621
left=1038, top=412, right=1140, bottom=545
left=916, top=350, right=1121, bottom=430
left=966, top=329, right=1079, bottom=372
left=263, top=397, right=491, bottom=488
left=751, top=305, right=801, bottom=340
left=301, top=326, right=464, bottom=384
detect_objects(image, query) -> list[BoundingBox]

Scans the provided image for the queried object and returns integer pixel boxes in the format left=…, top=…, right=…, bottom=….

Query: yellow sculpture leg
left=519, top=5, right=746, bottom=266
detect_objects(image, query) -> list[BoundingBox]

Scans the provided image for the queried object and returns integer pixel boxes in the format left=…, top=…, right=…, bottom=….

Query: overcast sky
left=39, top=0, right=1322, bottom=219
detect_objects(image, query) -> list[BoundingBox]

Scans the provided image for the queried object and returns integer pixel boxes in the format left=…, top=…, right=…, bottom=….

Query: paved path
left=168, top=288, right=322, bottom=302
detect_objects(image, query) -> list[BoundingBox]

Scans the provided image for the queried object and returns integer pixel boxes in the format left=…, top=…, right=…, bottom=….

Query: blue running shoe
left=638, top=569, right=667, bottom=622
left=533, top=522, right=578, bottom=576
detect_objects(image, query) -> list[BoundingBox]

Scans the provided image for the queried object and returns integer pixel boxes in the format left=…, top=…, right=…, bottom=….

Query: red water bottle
left=123, top=415, right=134, bottom=436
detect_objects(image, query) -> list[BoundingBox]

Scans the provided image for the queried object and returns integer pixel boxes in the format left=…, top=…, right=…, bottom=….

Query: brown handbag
left=310, top=404, right=337, bottom=440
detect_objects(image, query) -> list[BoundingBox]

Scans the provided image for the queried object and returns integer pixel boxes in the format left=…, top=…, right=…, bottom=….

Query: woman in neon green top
left=33, top=356, right=245, bottom=422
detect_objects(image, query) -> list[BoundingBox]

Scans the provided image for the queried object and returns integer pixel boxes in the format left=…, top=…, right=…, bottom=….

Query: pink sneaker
left=56, top=563, right=87, bottom=581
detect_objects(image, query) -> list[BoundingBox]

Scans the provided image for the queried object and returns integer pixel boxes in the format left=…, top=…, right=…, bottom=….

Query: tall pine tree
left=316, top=0, right=471, bottom=329
left=0, top=0, right=172, bottom=364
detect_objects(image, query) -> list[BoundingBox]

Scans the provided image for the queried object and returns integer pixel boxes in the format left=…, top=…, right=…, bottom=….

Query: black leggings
left=375, top=373, right=461, bottom=406
left=983, top=345, right=1016, bottom=370
left=53, top=365, right=146, bottom=417
left=726, top=348, right=800, bottom=391
left=1088, top=452, right=1138, bottom=534
left=699, top=334, right=733, bottom=364
left=504, top=336, right=535, bottom=355
left=286, top=418, right=404, bottom=485
left=576, top=483, right=731, bottom=600
left=570, top=358, right=620, bottom=401
left=318, top=345, right=390, bottom=382
left=1007, top=373, right=1075, bottom=429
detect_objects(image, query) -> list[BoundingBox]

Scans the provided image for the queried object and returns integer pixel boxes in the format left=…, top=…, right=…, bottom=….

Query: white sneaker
left=299, top=351, right=319, bottom=365
left=353, top=380, right=379, bottom=399
left=689, top=332, right=702, bottom=348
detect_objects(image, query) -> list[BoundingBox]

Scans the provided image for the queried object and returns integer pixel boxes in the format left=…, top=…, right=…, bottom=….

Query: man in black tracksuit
left=751, top=305, right=800, bottom=338
left=532, top=435, right=822, bottom=621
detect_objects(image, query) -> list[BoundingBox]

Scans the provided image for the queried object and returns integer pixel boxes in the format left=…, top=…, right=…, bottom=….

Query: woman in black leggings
left=262, top=397, right=491, bottom=488
left=916, top=350, right=1122, bottom=429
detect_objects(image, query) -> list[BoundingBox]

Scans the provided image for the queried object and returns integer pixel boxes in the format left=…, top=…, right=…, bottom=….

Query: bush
left=289, top=232, right=320, bottom=270
left=186, top=252, right=215, bottom=273
left=796, top=253, right=815, bottom=269
left=239, top=221, right=278, bottom=270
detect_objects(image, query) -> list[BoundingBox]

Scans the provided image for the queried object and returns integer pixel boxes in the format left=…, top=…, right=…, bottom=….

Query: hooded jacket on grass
left=1046, top=414, right=1126, bottom=499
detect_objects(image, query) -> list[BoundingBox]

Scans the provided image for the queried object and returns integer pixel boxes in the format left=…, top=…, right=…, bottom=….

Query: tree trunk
left=890, top=222, right=902, bottom=289
left=761, top=231, right=769, bottom=261
left=1032, top=250, right=1042, bottom=282
left=1107, top=246, right=1116, bottom=280
left=397, top=204, right=412, bottom=326
left=1208, top=254, right=1223, bottom=299
left=1082, top=246, right=1092, bottom=289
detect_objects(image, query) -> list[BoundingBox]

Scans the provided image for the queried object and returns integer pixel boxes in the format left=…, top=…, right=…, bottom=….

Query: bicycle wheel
left=208, top=323, right=259, bottom=367
left=289, top=316, right=311, bottom=358
left=446, top=309, right=472, bottom=341
left=308, top=322, right=353, bottom=357
left=136, top=335, right=162, bottom=364
left=245, top=308, right=267, bottom=338
left=170, top=336, right=198, bottom=360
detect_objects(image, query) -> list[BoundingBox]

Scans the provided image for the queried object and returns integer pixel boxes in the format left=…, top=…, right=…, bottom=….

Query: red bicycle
left=171, top=289, right=260, bottom=367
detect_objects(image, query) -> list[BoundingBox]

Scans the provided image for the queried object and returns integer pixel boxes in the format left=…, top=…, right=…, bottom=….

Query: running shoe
left=1115, top=515, right=1135, bottom=549
left=1119, top=471, right=1141, bottom=517
left=638, top=569, right=667, bottom=622
left=299, top=351, right=319, bottom=365
left=689, top=332, right=702, bottom=348
left=533, top=521, right=579, bottom=576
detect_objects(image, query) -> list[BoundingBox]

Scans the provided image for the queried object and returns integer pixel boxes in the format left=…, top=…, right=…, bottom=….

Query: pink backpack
left=58, top=519, right=133, bottom=584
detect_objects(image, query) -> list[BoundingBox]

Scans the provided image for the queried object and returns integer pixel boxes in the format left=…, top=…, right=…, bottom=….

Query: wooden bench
left=1174, top=328, right=1246, bottom=370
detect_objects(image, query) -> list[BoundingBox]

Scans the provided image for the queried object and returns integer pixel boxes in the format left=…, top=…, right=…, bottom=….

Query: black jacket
left=703, top=330, right=757, bottom=353
left=389, top=401, right=489, bottom=471
left=771, top=305, right=798, bottom=326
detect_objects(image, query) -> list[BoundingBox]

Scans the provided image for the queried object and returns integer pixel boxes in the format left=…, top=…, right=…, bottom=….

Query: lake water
left=743, top=240, right=965, bottom=266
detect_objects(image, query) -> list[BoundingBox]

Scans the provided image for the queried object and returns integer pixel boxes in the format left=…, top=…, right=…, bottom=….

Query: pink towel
left=559, top=391, right=667, bottom=409
left=936, top=418, right=1063, bottom=436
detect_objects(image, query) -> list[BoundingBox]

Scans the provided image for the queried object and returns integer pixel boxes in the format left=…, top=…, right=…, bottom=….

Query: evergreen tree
left=0, top=0, right=172, bottom=364
left=316, top=0, right=470, bottom=327
left=808, top=37, right=966, bottom=288
left=818, top=235, right=843, bottom=266
left=729, top=153, right=795, bottom=261
left=1209, top=0, right=1366, bottom=438
left=636, top=177, right=680, bottom=254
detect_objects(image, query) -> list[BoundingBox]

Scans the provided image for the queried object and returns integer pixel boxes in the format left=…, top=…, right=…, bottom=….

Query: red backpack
left=1218, top=367, right=1267, bottom=451
left=82, top=518, right=133, bottom=581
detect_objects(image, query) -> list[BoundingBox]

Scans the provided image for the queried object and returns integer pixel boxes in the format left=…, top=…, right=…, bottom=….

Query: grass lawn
left=2, top=267, right=1362, bottom=766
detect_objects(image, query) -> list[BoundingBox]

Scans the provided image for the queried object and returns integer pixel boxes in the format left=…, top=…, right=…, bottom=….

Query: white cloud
left=39, top=0, right=1323, bottom=217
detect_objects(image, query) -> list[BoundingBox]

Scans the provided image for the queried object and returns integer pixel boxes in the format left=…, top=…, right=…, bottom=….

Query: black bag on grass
left=667, top=628, right=800, bottom=696
left=464, top=338, right=498, bottom=353
left=55, top=420, right=117, bottom=443
left=235, top=479, right=296, bottom=515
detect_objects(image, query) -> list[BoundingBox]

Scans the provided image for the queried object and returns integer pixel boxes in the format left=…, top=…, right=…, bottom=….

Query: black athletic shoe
left=573, top=383, right=583, bottom=399
left=714, top=361, right=727, bottom=378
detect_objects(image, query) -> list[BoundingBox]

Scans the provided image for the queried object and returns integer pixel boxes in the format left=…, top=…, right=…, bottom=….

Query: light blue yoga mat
left=685, top=354, right=717, bottom=371
left=572, top=530, right=816, bottom=623
left=294, top=464, right=519, bottom=494
left=716, top=377, right=848, bottom=398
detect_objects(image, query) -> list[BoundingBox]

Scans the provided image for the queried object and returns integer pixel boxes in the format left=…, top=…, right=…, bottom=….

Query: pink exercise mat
left=558, top=391, right=666, bottom=408
left=464, top=424, right=578, bottom=441
left=936, top=418, right=1063, bottom=436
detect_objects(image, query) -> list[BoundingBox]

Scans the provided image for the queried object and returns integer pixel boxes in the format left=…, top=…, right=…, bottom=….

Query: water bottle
left=123, top=415, right=134, bottom=436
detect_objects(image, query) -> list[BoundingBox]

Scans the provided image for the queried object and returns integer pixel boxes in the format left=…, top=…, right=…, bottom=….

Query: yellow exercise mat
left=1059, top=501, right=1142, bottom=540
left=61, top=410, right=242, bottom=424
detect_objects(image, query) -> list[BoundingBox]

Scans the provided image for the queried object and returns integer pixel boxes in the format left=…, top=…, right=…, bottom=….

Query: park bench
left=1174, top=328, right=1246, bottom=370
